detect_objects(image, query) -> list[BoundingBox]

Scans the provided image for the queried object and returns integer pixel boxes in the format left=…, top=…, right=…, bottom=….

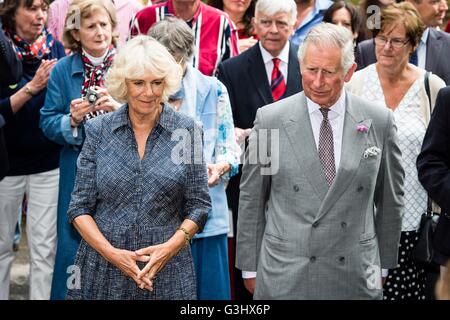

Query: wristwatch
left=24, top=85, right=34, bottom=96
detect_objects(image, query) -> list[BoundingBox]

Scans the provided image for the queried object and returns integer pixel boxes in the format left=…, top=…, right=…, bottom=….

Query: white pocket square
left=363, top=146, right=381, bottom=158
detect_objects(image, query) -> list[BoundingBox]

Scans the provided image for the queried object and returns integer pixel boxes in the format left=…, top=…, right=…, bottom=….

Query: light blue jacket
left=179, top=65, right=239, bottom=239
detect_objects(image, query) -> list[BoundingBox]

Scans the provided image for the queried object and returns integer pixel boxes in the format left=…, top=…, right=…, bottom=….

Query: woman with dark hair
left=0, top=0, right=65, bottom=300
left=323, top=0, right=361, bottom=42
left=208, top=0, right=258, bottom=52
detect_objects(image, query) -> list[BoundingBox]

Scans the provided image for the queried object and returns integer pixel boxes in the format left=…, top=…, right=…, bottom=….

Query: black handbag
left=410, top=198, right=439, bottom=268
left=409, top=71, right=440, bottom=269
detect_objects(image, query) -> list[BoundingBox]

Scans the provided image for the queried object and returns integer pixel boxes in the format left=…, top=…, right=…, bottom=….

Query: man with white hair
left=217, top=0, right=302, bottom=300
left=236, top=22, right=405, bottom=299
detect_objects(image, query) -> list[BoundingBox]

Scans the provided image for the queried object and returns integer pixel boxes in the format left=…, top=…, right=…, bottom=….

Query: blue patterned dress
left=66, top=104, right=211, bottom=299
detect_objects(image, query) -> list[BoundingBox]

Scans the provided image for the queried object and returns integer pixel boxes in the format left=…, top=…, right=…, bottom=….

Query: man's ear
left=344, top=63, right=357, bottom=82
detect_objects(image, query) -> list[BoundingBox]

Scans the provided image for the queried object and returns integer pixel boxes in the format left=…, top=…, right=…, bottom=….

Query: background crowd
left=1, top=0, right=450, bottom=300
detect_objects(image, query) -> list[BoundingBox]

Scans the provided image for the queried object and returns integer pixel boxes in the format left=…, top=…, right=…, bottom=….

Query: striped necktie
left=271, top=58, right=286, bottom=101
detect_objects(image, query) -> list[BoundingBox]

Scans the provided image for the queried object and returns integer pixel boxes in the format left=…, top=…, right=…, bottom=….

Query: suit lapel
left=426, top=29, right=442, bottom=72
left=317, top=93, right=372, bottom=220
left=283, top=93, right=329, bottom=201
left=248, top=45, right=273, bottom=105
left=285, top=43, right=302, bottom=96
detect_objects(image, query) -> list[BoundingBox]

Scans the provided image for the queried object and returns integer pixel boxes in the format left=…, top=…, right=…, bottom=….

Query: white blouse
left=360, top=64, right=428, bottom=232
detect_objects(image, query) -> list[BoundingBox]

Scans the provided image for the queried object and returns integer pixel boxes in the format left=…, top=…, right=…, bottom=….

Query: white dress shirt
left=416, top=28, right=429, bottom=70
left=259, top=41, right=290, bottom=85
left=306, top=90, right=346, bottom=170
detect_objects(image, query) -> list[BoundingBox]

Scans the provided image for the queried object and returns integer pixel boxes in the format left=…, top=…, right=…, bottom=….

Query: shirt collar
left=111, top=103, right=178, bottom=133
left=259, top=41, right=290, bottom=65
left=421, top=28, right=430, bottom=45
left=167, top=0, right=202, bottom=25
left=307, top=89, right=346, bottom=118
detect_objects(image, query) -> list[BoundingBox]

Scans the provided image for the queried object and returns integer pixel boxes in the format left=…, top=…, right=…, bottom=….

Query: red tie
left=271, top=58, right=286, bottom=101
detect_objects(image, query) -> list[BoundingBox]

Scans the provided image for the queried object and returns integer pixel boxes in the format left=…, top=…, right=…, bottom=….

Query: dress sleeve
left=181, top=121, right=211, bottom=232
left=67, top=119, right=101, bottom=222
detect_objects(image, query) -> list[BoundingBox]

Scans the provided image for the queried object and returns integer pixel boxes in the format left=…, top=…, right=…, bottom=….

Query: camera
left=85, top=87, right=101, bottom=106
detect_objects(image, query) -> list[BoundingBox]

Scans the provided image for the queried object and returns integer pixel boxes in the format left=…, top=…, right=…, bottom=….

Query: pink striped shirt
left=129, top=0, right=239, bottom=76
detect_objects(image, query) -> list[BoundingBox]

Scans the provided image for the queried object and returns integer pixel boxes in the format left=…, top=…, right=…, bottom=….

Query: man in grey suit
left=235, top=23, right=405, bottom=299
left=356, top=0, right=450, bottom=84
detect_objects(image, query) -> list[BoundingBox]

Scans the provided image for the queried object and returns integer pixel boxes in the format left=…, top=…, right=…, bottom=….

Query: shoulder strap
left=424, top=71, right=432, bottom=112
left=424, top=71, right=434, bottom=214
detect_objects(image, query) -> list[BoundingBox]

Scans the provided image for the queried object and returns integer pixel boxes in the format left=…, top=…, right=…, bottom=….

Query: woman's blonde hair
left=106, top=35, right=183, bottom=104
left=62, top=0, right=118, bottom=52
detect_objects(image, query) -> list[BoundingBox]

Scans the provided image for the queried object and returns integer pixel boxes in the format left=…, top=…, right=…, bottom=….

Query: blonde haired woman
left=66, top=35, right=211, bottom=299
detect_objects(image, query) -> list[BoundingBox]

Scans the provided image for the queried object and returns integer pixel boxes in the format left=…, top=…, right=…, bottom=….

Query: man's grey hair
left=147, top=17, right=195, bottom=62
left=255, top=0, right=298, bottom=26
left=298, top=23, right=355, bottom=74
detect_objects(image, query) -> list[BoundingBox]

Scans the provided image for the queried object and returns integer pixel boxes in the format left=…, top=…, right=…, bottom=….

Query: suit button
left=341, top=222, right=347, bottom=228
left=312, top=221, right=319, bottom=228
left=357, top=186, right=364, bottom=192
left=310, top=256, right=316, bottom=262
left=339, top=256, right=345, bottom=263
left=293, top=185, right=299, bottom=192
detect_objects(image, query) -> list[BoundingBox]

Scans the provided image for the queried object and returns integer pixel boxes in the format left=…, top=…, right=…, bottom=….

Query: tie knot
left=272, top=58, right=280, bottom=68
left=319, top=108, right=330, bottom=120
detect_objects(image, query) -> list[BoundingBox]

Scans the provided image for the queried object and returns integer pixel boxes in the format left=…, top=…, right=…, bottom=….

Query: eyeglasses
left=374, top=35, right=409, bottom=49
left=258, top=19, right=290, bottom=30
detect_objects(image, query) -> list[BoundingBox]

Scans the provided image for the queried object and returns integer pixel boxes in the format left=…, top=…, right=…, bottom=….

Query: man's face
left=253, top=11, right=294, bottom=57
left=300, top=44, right=356, bottom=108
left=411, top=0, right=448, bottom=27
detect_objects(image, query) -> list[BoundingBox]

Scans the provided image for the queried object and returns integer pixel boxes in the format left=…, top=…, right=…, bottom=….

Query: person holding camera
left=0, top=0, right=66, bottom=300
left=39, top=0, right=120, bottom=300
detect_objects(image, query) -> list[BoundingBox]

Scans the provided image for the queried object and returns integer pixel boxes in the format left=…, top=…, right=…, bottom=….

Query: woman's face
left=126, top=75, right=165, bottom=117
left=375, top=23, right=414, bottom=70
left=223, top=0, right=252, bottom=18
left=331, top=8, right=356, bottom=38
left=71, top=8, right=113, bottom=57
left=14, top=0, right=48, bottom=42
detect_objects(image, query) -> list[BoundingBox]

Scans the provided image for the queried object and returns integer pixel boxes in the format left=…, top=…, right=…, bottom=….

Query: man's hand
left=244, top=277, right=256, bottom=294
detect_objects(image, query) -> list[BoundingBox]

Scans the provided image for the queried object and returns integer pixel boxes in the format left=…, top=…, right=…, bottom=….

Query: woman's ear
left=70, top=29, right=80, bottom=42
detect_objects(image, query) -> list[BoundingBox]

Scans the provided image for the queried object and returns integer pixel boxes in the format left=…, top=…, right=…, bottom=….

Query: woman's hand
left=135, top=241, right=182, bottom=288
left=92, top=86, right=121, bottom=112
left=235, top=127, right=251, bottom=146
left=207, top=162, right=230, bottom=187
left=106, top=247, right=153, bottom=290
left=69, top=98, right=92, bottom=127
left=28, top=59, right=57, bottom=93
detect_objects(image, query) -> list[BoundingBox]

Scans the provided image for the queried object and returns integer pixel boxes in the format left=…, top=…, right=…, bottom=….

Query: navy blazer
left=417, top=86, right=450, bottom=264
left=217, top=42, right=302, bottom=129
left=356, top=28, right=450, bottom=85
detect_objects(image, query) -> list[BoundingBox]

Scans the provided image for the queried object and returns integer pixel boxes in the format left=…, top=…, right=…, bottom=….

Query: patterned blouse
left=357, top=64, right=428, bottom=231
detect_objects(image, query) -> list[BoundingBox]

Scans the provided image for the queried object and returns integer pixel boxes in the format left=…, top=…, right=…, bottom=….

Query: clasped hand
left=107, top=242, right=177, bottom=291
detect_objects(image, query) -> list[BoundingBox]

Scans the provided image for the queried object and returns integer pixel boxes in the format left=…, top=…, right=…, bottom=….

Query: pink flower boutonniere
left=356, top=124, right=369, bottom=133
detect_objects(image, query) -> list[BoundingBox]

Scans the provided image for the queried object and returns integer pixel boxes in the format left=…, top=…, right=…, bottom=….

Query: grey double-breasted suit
left=235, top=91, right=405, bottom=299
